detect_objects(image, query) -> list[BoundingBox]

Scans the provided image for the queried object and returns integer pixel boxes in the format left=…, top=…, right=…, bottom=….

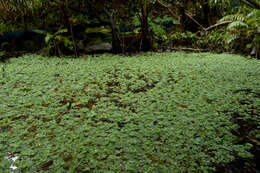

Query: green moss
left=0, top=53, right=259, bottom=172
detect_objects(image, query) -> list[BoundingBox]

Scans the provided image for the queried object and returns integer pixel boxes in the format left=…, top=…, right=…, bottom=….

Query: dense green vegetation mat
left=0, top=53, right=259, bottom=172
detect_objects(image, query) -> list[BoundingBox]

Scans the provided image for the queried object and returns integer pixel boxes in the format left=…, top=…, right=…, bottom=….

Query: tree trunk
left=61, top=3, right=78, bottom=57
left=180, top=0, right=188, bottom=30
left=103, top=8, right=122, bottom=54
left=201, top=1, right=210, bottom=27
left=140, top=2, right=152, bottom=52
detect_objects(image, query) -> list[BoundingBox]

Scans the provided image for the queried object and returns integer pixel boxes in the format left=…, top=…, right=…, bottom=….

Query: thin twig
left=184, top=12, right=206, bottom=31
left=171, top=47, right=208, bottom=52
left=155, top=0, right=179, bottom=19
left=205, top=20, right=233, bottom=31
left=156, top=0, right=206, bottom=31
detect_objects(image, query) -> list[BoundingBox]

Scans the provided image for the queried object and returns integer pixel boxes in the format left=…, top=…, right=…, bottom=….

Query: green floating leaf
left=55, top=29, right=68, bottom=35
left=85, top=26, right=111, bottom=34
left=45, top=33, right=53, bottom=44
left=32, top=30, right=48, bottom=35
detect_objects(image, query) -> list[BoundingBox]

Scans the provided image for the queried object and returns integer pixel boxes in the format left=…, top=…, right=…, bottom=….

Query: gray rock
left=87, top=42, right=112, bottom=51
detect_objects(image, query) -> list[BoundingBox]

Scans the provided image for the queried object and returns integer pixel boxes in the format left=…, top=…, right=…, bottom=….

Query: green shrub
left=219, top=9, right=260, bottom=57
left=170, top=31, right=197, bottom=47
left=203, top=30, right=230, bottom=52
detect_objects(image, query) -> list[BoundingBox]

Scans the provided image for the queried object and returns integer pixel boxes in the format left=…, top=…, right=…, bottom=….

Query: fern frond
left=226, top=34, right=238, bottom=44
left=246, top=10, right=260, bottom=26
left=55, top=29, right=68, bottom=35
left=247, top=9, right=260, bottom=19
left=235, top=14, right=245, bottom=22
left=247, top=18, right=260, bottom=27
left=219, top=15, right=236, bottom=23
left=219, top=14, right=246, bottom=23
left=227, top=21, right=248, bottom=30
left=253, top=35, right=260, bottom=48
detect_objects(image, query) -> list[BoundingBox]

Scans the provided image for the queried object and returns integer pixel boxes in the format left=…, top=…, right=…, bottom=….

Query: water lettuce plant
left=0, top=53, right=259, bottom=172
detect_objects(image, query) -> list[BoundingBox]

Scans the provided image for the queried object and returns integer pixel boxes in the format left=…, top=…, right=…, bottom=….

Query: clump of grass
left=0, top=53, right=259, bottom=172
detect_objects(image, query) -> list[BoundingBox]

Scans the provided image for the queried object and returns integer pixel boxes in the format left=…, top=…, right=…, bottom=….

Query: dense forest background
left=0, top=0, right=259, bottom=58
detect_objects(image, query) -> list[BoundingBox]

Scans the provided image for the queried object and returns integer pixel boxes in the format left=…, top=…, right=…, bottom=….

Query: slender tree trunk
left=103, top=8, right=122, bottom=54
left=85, top=0, right=121, bottom=53
left=140, top=1, right=152, bottom=51
left=140, top=14, right=151, bottom=51
left=201, top=1, right=210, bottom=27
left=61, top=3, right=78, bottom=56
left=180, top=0, right=188, bottom=30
